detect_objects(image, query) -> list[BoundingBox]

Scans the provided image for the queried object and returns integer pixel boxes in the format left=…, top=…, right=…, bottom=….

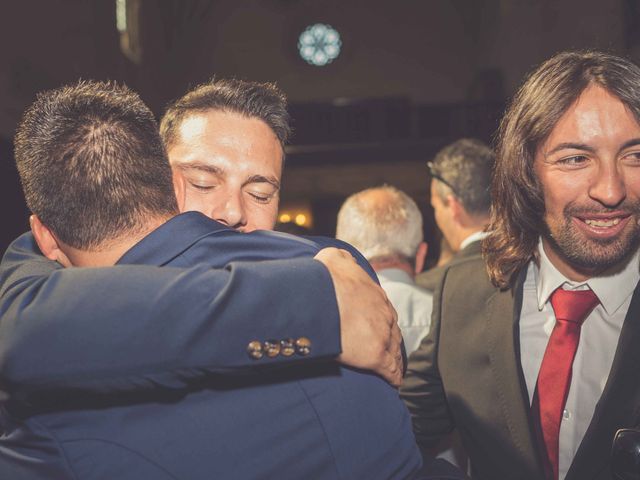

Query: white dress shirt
left=459, top=230, right=488, bottom=251
left=519, top=240, right=640, bottom=479
left=377, top=268, right=433, bottom=354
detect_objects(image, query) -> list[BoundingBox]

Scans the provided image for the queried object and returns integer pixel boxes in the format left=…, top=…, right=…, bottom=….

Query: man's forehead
left=175, top=109, right=280, bottom=141
left=176, top=114, right=209, bottom=141
left=169, top=109, right=283, bottom=181
left=537, top=85, right=640, bottom=149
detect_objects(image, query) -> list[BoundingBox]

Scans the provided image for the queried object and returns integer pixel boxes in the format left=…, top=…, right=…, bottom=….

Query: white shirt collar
left=535, top=237, right=640, bottom=314
left=376, top=268, right=414, bottom=285
left=460, top=230, right=489, bottom=251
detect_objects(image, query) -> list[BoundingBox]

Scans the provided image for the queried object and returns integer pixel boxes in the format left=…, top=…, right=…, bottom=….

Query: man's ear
left=172, top=166, right=186, bottom=213
left=448, top=195, right=465, bottom=224
left=414, top=241, right=428, bottom=276
left=30, top=215, right=72, bottom=266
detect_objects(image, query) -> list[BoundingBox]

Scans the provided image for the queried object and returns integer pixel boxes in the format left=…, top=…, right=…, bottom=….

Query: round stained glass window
left=298, top=23, right=342, bottom=67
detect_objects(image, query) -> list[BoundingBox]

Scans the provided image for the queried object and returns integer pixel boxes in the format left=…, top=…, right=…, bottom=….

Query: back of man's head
left=430, top=138, right=494, bottom=217
left=336, top=185, right=424, bottom=266
left=159, top=78, right=291, bottom=152
left=14, top=80, right=178, bottom=251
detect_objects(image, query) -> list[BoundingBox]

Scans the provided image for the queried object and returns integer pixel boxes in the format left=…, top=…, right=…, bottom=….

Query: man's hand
left=314, top=247, right=403, bottom=387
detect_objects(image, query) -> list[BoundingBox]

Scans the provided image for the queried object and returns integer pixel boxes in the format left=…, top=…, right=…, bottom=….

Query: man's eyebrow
left=175, top=162, right=222, bottom=175
left=546, top=139, right=640, bottom=156
left=244, top=175, right=280, bottom=190
left=620, top=138, right=640, bottom=150
left=546, top=142, right=596, bottom=155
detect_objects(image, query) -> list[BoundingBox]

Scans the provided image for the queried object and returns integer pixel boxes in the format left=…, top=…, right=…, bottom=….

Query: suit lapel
left=485, top=271, right=547, bottom=478
left=567, top=281, right=640, bottom=480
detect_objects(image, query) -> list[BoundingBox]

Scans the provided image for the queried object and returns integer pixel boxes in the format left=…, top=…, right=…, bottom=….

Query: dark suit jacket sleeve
left=0, top=233, right=341, bottom=396
left=308, top=236, right=379, bottom=283
left=400, top=267, right=455, bottom=449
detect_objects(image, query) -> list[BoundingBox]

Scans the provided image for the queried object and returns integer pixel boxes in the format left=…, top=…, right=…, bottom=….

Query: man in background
left=337, top=185, right=432, bottom=354
left=416, top=138, right=493, bottom=292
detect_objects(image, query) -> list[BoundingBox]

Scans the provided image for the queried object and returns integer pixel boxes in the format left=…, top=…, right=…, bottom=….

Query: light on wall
left=278, top=203, right=313, bottom=228
left=298, top=23, right=342, bottom=67
left=115, top=0, right=142, bottom=64
left=115, top=0, right=127, bottom=32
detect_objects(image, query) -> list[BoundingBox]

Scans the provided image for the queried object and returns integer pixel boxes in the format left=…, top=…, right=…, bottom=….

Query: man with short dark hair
left=402, top=51, right=640, bottom=480
left=160, top=78, right=289, bottom=231
left=17, top=81, right=179, bottom=262
left=416, top=138, right=493, bottom=291
left=0, top=80, right=429, bottom=479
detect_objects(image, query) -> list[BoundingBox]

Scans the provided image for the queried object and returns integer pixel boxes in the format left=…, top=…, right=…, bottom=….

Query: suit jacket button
left=264, top=339, right=281, bottom=358
left=247, top=340, right=264, bottom=359
left=280, top=338, right=295, bottom=356
left=295, top=337, right=312, bottom=356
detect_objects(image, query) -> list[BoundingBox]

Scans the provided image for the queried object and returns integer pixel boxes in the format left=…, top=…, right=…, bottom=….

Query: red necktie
left=536, top=287, right=599, bottom=480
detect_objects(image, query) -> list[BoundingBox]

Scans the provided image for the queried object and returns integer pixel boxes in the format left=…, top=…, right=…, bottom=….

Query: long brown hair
left=484, top=51, right=640, bottom=288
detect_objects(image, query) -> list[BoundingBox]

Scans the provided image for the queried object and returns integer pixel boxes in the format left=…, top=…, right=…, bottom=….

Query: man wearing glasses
left=416, top=139, right=493, bottom=292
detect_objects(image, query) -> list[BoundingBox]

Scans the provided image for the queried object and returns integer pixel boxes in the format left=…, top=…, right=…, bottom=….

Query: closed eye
left=189, top=182, right=216, bottom=192
left=247, top=191, right=275, bottom=204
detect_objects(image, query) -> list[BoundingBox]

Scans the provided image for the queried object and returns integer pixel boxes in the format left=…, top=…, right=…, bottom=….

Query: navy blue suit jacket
left=0, top=219, right=347, bottom=397
left=0, top=213, right=434, bottom=479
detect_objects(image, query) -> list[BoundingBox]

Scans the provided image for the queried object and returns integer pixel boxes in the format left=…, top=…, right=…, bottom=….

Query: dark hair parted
left=483, top=50, right=640, bottom=288
left=160, top=78, right=291, bottom=151
left=14, top=80, right=178, bottom=250
left=430, top=138, right=494, bottom=216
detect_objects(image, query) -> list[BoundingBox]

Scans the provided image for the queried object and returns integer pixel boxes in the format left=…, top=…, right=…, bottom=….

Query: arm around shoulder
left=0, top=234, right=341, bottom=396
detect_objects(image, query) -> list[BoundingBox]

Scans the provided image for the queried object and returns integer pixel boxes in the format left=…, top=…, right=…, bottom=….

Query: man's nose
left=213, top=192, right=247, bottom=230
left=589, top=161, right=626, bottom=208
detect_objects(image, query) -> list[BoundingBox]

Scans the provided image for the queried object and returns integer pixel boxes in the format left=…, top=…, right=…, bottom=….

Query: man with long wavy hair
left=401, top=50, right=640, bottom=480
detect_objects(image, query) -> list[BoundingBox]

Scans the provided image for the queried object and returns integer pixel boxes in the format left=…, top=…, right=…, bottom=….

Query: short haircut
left=336, top=185, right=424, bottom=262
left=430, top=138, right=494, bottom=216
left=485, top=50, right=640, bottom=288
left=14, top=80, right=178, bottom=250
left=160, top=78, right=291, bottom=151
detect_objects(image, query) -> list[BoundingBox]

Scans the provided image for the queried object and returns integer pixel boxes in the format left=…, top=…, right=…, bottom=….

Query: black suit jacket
left=416, top=240, right=482, bottom=292
left=401, top=254, right=640, bottom=480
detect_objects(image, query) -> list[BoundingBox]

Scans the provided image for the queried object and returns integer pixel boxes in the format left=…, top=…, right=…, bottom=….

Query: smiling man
left=534, top=83, right=640, bottom=278
left=401, top=51, right=640, bottom=480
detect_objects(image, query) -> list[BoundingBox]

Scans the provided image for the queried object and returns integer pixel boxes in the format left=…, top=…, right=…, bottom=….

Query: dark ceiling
left=0, top=0, right=636, bottom=254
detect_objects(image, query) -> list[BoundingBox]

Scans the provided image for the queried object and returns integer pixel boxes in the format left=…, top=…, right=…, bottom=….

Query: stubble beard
left=543, top=200, right=640, bottom=276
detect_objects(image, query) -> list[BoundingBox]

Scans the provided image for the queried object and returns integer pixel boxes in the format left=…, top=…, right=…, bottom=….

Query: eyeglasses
left=612, top=428, right=640, bottom=479
left=427, top=161, right=458, bottom=197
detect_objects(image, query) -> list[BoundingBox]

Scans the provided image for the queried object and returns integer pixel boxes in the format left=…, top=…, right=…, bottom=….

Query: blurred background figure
left=416, top=138, right=494, bottom=292
left=337, top=184, right=468, bottom=471
left=336, top=185, right=431, bottom=354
